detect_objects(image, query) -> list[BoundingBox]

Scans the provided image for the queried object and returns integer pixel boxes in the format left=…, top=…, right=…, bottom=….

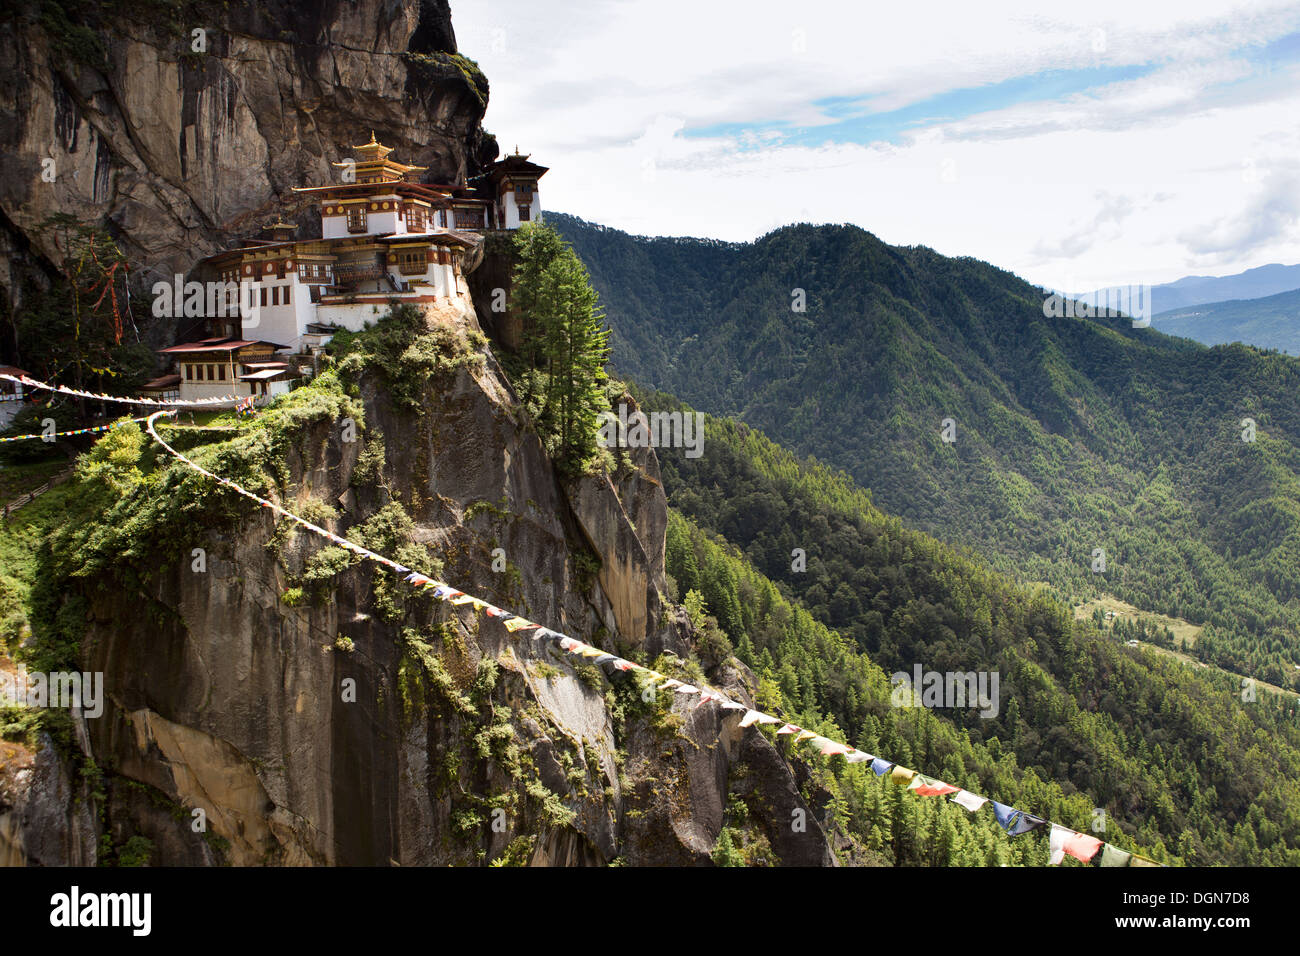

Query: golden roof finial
left=350, top=131, right=395, bottom=160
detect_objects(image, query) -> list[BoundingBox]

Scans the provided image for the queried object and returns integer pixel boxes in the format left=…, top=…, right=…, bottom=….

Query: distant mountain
left=1072, top=263, right=1300, bottom=321
left=1153, top=288, right=1300, bottom=355
left=548, top=212, right=1300, bottom=692
left=1152, top=263, right=1300, bottom=311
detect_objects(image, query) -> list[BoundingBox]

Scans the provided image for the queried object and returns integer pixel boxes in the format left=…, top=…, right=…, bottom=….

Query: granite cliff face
left=8, top=335, right=835, bottom=866
left=0, top=0, right=495, bottom=313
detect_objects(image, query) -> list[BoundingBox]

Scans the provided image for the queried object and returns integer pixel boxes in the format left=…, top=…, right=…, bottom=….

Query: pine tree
left=511, top=223, right=611, bottom=471
left=712, top=828, right=745, bottom=867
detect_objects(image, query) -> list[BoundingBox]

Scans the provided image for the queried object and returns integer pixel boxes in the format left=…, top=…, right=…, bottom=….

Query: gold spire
left=323, top=131, right=428, bottom=182
left=350, top=131, right=395, bottom=161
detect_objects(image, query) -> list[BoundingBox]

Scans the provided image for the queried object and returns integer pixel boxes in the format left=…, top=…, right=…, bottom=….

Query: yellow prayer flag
left=890, top=766, right=917, bottom=786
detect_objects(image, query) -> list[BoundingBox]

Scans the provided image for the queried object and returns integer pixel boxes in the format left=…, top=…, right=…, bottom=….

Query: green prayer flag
left=1100, top=844, right=1132, bottom=867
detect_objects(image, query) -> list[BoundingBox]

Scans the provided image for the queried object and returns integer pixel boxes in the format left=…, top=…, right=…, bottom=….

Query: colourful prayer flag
left=739, top=710, right=764, bottom=728
left=889, top=766, right=917, bottom=786
left=870, top=758, right=893, bottom=776
left=1049, top=825, right=1103, bottom=865
left=991, top=801, right=1046, bottom=836
left=819, top=740, right=852, bottom=757
left=503, top=618, right=538, bottom=632
left=1099, top=844, right=1132, bottom=867
left=909, top=775, right=959, bottom=796
left=777, top=724, right=799, bottom=735
left=950, top=790, right=988, bottom=812
left=845, top=751, right=872, bottom=764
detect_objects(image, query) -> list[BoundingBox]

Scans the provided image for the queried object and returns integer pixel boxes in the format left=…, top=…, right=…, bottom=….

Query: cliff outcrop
left=0, top=0, right=495, bottom=315
left=5, top=311, right=835, bottom=866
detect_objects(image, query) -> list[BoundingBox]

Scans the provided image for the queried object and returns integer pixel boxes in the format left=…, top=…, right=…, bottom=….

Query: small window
left=518, top=204, right=531, bottom=222
left=218, top=365, right=226, bottom=381
left=347, top=206, right=368, bottom=233
left=284, top=284, right=291, bottom=305
left=260, top=287, right=267, bottom=308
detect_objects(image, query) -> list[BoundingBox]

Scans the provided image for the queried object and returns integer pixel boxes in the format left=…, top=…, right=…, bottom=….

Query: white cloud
left=452, top=0, right=1300, bottom=287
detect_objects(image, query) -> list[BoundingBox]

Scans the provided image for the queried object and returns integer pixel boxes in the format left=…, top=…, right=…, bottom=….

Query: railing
left=2, top=467, right=73, bottom=520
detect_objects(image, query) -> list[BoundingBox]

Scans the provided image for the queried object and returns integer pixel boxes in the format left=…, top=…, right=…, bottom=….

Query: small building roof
left=480, top=152, right=549, bottom=185
left=141, top=373, right=182, bottom=390
left=374, top=231, right=478, bottom=246
left=159, top=338, right=287, bottom=354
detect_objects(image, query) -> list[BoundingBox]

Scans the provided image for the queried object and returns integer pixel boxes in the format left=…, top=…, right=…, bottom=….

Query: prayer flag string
left=140, top=408, right=1163, bottom=867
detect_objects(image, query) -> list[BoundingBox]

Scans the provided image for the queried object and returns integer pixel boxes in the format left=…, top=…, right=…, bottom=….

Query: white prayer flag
left=950, top=790, right=989, bottom=812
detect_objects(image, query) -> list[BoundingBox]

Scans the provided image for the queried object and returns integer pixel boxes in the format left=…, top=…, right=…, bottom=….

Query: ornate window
left=394, top=248, right=428, bottom=275
left=347, top=206, right=368, bottom=233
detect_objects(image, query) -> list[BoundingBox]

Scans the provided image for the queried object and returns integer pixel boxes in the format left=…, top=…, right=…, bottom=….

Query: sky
left=453, top=0, right=1300, bottom=291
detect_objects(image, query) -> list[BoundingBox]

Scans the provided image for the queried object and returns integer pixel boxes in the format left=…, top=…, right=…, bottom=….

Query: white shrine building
left=159, top=134, right=547, bottom=402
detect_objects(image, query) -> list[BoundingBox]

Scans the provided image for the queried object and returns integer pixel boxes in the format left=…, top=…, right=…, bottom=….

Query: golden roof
left=328, top=131, right=428, bottom=181
left=352, top=130, right=394, bottom=159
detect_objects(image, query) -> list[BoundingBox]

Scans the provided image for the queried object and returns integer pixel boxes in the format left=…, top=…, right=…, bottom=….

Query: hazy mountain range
left=1072, top=263, right=1300, bottom=354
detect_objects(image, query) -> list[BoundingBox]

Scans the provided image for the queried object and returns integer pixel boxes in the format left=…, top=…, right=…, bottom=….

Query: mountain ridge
left=548, top=210, right=1300, bottom=691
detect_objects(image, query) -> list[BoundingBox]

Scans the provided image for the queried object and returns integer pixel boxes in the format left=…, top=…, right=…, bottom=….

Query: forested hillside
left=550, top=213, right=1300, bottom=690
left=648, top=399, right=1300, bottom=865
left=1155, top=288, right=1300, bottom=355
